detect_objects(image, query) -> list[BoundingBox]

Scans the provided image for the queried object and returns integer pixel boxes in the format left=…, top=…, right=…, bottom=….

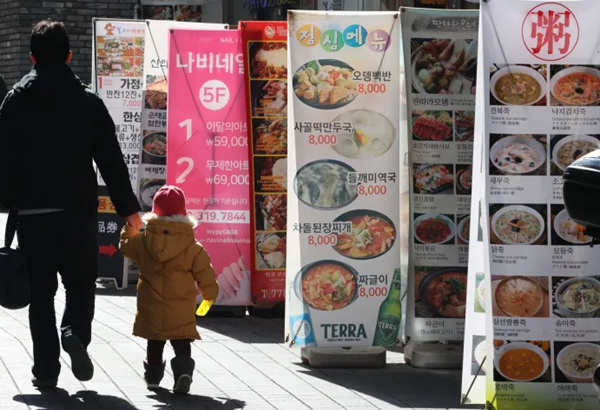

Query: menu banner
left=167, top=29, right=252, bottom=306
left=402, top=7, right=479, bottom=342
left=240, top=21, right=288, bottom=305
left=93, top=19, right=147, bottom=288
left=139, top=20, right=227, bottom=212
left=460, top=19, right=486, bottom=404
left=286, top=11, right=401, bottom=347
left=481, top=1, right=600, bottom=409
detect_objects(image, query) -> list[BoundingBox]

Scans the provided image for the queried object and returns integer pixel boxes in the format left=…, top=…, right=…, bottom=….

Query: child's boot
left=143, top=360, right=165, bottom=389
left=171, top=356, right=195, bottom=394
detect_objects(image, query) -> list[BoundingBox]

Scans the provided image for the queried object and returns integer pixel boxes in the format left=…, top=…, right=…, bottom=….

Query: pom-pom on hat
left=151, top=185, right=187, bottom=217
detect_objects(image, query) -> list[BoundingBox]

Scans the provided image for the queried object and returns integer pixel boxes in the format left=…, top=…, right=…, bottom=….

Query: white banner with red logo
left=167, top=29, right=252, bottom=306
left=481, top=1, right=600, bottom=408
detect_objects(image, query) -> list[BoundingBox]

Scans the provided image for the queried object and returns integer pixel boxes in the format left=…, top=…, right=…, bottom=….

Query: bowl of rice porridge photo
left=556, top=342, right=600, bottom=383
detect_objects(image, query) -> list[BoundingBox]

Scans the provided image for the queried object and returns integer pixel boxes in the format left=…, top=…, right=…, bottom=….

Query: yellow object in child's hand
left=196, top=299, right=214, bottom=316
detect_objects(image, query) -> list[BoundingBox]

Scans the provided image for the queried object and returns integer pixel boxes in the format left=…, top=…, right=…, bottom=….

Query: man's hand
left=125, top=213, right=143, bottom=232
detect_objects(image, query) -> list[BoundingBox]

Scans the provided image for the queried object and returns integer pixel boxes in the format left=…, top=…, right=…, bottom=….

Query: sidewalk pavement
left=0, top=214, right=483, bottom=410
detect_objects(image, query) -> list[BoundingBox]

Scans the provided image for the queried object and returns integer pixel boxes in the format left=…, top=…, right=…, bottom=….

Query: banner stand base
left=300, top=347, right=386, bottom=368
left=405, top=342, right=463, bottom=369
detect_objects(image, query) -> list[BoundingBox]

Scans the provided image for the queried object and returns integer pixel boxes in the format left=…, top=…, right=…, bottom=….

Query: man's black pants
left=17, top=210, right=98, bottom=379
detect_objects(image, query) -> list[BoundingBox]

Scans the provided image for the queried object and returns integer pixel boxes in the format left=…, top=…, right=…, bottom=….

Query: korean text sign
left=93, top=19, right=147, bottom=288
left=481, top=1, right=600, bottom=409
left=286, top=11, right=401, bottom=347
left=167, top=29, right=251, bottom=306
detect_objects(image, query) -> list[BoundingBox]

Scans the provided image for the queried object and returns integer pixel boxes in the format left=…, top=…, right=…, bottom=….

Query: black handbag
left=0, top=210, right=30, bottom=309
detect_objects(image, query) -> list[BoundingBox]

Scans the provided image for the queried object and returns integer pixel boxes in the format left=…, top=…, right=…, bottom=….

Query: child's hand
left=124, top=223, right=138, bottom=238
left=125, top=213, right=143, bottom=232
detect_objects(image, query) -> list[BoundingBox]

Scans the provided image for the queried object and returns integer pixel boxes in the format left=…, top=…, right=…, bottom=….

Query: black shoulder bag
left=0, top=210, right=30, bottom=309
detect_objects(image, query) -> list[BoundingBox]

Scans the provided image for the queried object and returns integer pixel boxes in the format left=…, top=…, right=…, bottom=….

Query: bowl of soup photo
left=491, top=205, right=545, bottom=245
left=418, top=268, right=468, bottom=318
left=551, top=66, right=600, bottom=106
left=495, top=342, right=549, bottom=382
left=294, top=260, right=359, bottom=311
left=142, top=132, right=167, bottom=165
left=332, top=210, right=396, bottom=260
left=491, top=65, right=547, bottom=106
left=555, top=277, right=600, bottom=318
left=552, top=134, right=600, bottom=172
left=556, top=343, right=600, bottom=383
left=495, top=276, right=545, bottom=317
left=490, top=135, right=546, bottom=175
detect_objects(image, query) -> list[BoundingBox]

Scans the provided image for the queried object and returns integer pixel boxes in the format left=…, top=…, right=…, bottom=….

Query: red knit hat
left=152, top=185, right=187, bottom=217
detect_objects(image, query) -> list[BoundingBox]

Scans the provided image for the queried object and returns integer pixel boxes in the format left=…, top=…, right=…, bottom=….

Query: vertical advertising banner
left=93, top=19, right=147, bottom=288
left=461, top=28, right=487, bottom=404
left=287, top=11, right=401, bottom=347
left=402, top=8, right=478, bottom=342
left=481, top=1, right=600, bottom=409
left=240, top=21, right=288, bottom=305
left=139, top=20, right=227, bottom=212
left=167, top=29, right=252, bottom=306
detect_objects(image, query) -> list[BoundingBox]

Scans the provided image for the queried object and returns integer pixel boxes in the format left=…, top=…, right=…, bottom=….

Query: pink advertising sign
left=167, top=29, right=251, bottom=306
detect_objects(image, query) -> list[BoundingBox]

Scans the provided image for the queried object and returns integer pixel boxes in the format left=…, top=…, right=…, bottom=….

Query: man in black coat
left=0, top=20, right=143, bottom=388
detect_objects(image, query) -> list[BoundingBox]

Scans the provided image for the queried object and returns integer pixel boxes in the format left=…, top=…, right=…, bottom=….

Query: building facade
left=0, top=0, right=477, bottom=87
left=0, top=0, right=139, bottom=86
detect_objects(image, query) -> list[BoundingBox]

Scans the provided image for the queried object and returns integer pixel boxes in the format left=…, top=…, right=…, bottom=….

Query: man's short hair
left=30, top=20, right=70, bottom=64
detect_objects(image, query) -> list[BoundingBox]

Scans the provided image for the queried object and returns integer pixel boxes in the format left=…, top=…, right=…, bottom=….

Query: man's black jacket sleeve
left=0, top=91, right=18, bottom=211
left=91, top=96, right=141, bottom=217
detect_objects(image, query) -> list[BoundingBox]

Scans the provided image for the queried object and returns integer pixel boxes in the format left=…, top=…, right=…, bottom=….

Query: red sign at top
left=521, top=2, right=579, bottom=61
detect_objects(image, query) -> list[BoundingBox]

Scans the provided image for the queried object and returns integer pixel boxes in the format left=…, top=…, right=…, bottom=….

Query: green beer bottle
left=372, top=269, right=402, bottom=346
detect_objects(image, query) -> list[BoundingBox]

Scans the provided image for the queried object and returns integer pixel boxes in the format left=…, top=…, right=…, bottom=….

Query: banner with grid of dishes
left=286, top=11, right=401, bottom=347
left=402, top=8, right=479, bottom=342
left=460, top=33, right=488, bottom=404
left=482, top=1, right=600, bottom=409
left=240, top=21, right=289, bottom=305
left=138, top=20, right=227, bottom=213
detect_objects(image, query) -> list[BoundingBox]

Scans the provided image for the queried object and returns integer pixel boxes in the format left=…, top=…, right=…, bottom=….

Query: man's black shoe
left=61, top=332, right=93, bottom=381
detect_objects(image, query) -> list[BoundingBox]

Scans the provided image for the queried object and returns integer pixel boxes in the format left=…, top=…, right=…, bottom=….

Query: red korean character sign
left=167, top=29, right=251, bottom=306
left=521, top=2, right=579, bottom=61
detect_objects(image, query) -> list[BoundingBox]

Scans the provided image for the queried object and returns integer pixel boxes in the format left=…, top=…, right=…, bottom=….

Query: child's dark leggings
left=147, top=339, right=192, bottom=365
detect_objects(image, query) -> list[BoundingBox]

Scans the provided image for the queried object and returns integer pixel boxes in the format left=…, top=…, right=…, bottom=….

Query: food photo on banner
left=93, top=19, right=147, bottom=288
left=240, top=21, right=289, bottom=305
left=286, top=10, right=401, bottom=348
left=167, top=28, right=252, bottom=306
left=481, top=0, right=600, bottom=409
left=401, top=6, right=478, bottom=343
